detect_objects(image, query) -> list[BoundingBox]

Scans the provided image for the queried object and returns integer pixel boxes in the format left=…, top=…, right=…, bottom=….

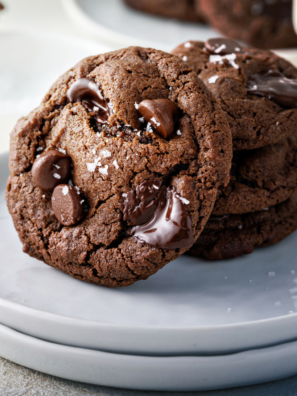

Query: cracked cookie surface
left=188, top=189, right=297, bottom=260
left=6, top=46, right=232, bottom=287
left=172, top=40, right=297, bottom=150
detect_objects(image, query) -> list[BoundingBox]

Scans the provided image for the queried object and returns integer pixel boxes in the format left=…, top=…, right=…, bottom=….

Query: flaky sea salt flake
left=113, top=160, right=119, bottom=169
left=62, top=186, right=69, bottom=195
left=99, top=165, right=108, bottom=175
left=208, top=75, right=219, bottom=84
left=87, top=163, right=96, bottom=172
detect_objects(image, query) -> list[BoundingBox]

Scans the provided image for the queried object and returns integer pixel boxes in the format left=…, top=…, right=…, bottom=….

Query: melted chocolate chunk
left=138, top=99, right=180, bottom=139
left=52, top=184, right=85, bottom=226
left=67, top=78, right=111, bottom=124
left=248, top=70, right=297, bottom=108
left=205, top=38, right=243, bottom=55
left=120, top=180, right=163, bottom=225
left=251, top=0, right=292, bottom=21
left=120, top=180, right=194, bottom=249
left=32, top=150, right=72, bottom=191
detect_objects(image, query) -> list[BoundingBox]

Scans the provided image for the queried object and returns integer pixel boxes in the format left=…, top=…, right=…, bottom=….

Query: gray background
left=1, top=356, right=297, bottom=396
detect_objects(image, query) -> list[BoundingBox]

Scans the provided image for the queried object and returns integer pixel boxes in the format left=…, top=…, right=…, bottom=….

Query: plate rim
left=1, top=322, right=297, bottom=390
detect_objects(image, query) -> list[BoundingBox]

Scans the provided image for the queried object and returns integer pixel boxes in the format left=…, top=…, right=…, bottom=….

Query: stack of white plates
left=1, top=150, right=297, bottom=390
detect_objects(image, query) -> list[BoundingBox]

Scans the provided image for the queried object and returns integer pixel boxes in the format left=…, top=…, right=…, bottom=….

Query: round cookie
left=123, top=0, right=205, bottom=23
left=214, top=133, right=297, bottom=215
left=199, top=0, right=297, bottom=49
left=172, top=39, right=297, bottom=150
left=188, top=189, right=297, bottom=260
left=6, top=46, right=232, bottom=288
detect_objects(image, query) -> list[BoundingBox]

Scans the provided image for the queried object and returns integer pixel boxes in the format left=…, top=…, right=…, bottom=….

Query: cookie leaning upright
left=6, top=47, right=232, bottom=287
left=172, top=38, right=297, bottom=150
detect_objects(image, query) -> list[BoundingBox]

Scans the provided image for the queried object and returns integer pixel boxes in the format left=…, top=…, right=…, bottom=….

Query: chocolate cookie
left=123, top=0, right=205, bottom=23
left=6, top=47, right=232, bottom=288
left=172, top=38, right=297, bottom=150
left=214, top=133, right=297, bottom=215
left=199, top=0, right=297, bottom=49
left=188, top=189, right=297, bottom=260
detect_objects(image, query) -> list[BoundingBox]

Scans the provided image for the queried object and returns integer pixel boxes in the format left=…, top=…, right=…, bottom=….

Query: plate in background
left=62, top=0, right=297, bottom=64
left=62, top=0, right=219, bottom=51
left=1, top=152, right=297, bottom=356
left=0, top=27, right=110, bottom=153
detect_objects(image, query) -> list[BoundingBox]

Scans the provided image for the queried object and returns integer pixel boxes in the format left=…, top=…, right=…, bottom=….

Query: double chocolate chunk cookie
left=172, top=38, right=297, bottom=150
left=214, top=133, right=297, bottom=215
left=188, top=190, right=297, bottom=260
left=6, top=47, right=232, bottom=287
left=123, top=0, right=205, bottom=23
left=199, top=0, right=297, bottom=49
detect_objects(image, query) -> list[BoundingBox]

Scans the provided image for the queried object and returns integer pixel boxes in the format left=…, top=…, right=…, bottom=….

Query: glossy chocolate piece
left=32, top=150, right=72, bottom=191
left=67, top=78, right=111, bottom=124
left=205, top=38, right=243, bottom=55
left=138, top=99, right=179, bottom=138
left=120, top=180, right=163, bottom=225
left=52, top=184, right=85, bottom=226
left=120, top=180, right=194, bottom=249
left=248, top=70, right=297, bottom=108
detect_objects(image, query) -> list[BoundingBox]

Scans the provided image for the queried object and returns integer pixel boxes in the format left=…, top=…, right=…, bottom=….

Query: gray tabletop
left=1, top=356, right=297, bottom=396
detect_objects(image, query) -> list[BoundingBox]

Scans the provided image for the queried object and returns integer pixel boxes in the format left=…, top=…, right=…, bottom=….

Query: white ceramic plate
left=2, top=322, right=297, bottom=391
left=0, top=27, right=110, bottom=153
left=2, top=152, right=297, bottom=356
left=62, top=0, right=297, bottom=64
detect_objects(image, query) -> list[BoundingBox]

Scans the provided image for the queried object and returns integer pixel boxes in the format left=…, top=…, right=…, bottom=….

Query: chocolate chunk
left=205, top=38, right=243, bottom=55
left=0, top=3, right=4, bottom=11
left=67, top=78, right=111, bottom=124
left=32, top=150, right=72, bottom=191
left=120, top=180, right=163, bottom=225
left=52, top=184, right=85, bottom=226
left=248, top=70, right=297, bottom=108
left=131, top=186, right=194, bottom=250
left=138, top=99, right=179, bottom=138
left=120, top=180, right=194, bottom=249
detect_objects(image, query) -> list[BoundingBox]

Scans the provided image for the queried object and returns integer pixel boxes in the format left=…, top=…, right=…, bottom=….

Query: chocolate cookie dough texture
left=199, top=0, right=297, bottom=49
left=214, top=134, right=297, bottom=215
left=188, top=190, right=297, bottom=260
left=123, top=0, right=205, bottom=23
left=172, top=38, right=297, bottom=151
left=6, top=47, right=232, bottom=287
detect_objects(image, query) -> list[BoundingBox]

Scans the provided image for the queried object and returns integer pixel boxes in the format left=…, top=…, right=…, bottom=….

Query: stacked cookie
left=124, top=0, right=297, bottom=49
left=172, top=38, right=297, bottom=260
